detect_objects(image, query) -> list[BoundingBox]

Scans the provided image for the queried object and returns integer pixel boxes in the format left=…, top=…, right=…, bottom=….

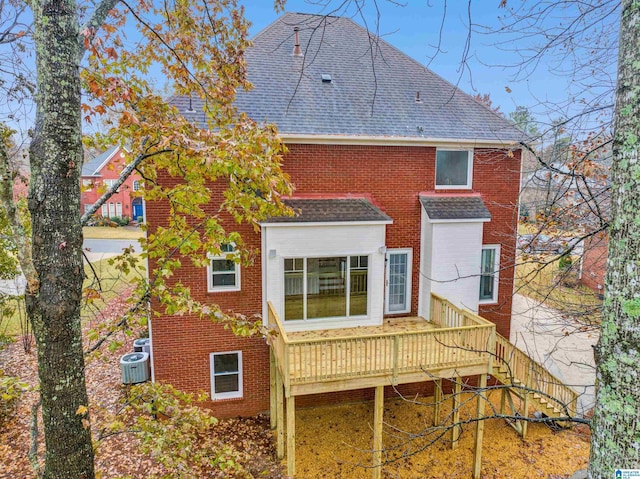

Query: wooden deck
left=267, top=294, right=497, bottom=396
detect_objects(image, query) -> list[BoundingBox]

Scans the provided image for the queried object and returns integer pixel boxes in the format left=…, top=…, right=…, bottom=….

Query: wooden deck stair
left=492, top=333, right=578, bottom=437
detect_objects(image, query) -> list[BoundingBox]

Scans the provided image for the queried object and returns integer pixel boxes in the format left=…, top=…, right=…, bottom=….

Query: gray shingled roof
left=419, top=195, right=491, bottom=220
left=266, top=198, right=392, bottom=223
left=82, top=146, right=118, bottom=177
left=171, top=12, right=524, bottom=142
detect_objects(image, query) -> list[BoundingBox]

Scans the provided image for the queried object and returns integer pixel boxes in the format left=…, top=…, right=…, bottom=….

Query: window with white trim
left=101, top=204, right=108, bottom=217
left=207, top=244, right=241, bottom=292
left=210, top=351, right=242, bottom=400
left=479, top=245, right=500, bottom=303
left=82, top=179, right=93, bottom=191
left=284, top=255, right=369, bottom=321
left=435, top=149, right=473, bottom=189
left=133, top=180, right=140, bottom=191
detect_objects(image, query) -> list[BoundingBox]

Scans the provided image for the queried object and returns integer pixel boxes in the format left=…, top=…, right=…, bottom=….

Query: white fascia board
left=279, top=133, right=522, bottom=149
left=93, top=147, right=121, bottom=175
left=426, top=217, right=491, bottom=224
left=260, top=220, right=393, bottom=228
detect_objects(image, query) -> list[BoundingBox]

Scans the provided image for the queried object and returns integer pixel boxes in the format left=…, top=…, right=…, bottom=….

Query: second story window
left=435, top=149, right=473, bottom=189
left=208, top=244, right=241, bottom=292
left=133, top=180, right=140, bottom=191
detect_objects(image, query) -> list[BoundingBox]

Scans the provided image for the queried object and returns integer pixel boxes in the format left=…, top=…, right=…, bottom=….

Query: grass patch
left=515, top=254, right=602, bottom=326
left=83, top=226, right=145, bottom=240
left=0, top=254, right=145, bottom=338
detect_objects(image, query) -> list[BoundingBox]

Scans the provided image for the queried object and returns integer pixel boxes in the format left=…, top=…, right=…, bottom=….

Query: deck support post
left=472, top=374, right=487, bottom=479
left=270, top=349, right=277, bottom=430
left=433, top=379, right=442, bottom=426
left=451, top=379, right=462, bottom=449
left=286, top=395, right=296, bottom=478
left=372, top=385, right=384, bottom=479
left=500, top=387, right=506, bottom=415
left=276, top=367, right=284, bottom=459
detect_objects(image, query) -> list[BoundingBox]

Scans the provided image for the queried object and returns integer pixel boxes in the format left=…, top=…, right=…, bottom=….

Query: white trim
left=91, top=147, right=120, bottom=176
left=207, top=248, right=241, bottom=293
left=425, top=217, right=491, bottom=224
left=210, top=351, right=243, bottom=400
left=261, top=220, right=392, bottom=228
left=279, top=133, right=521, bottom=148
left=479, top=244, right=500, bottom=304
left=385, top=248, right=413, bottom=314
left=435, top=148, right=474, bottom=190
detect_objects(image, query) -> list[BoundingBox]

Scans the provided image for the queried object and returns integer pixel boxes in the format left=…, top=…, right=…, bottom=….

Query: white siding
left=419, top=216, right=484, bottom=315
left=263, top=223, right=387, bottom=332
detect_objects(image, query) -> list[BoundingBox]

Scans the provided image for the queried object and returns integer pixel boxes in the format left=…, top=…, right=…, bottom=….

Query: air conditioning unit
left=120, top=352, right=150, bottom=384
left=133, top=338, right=151, bottom=353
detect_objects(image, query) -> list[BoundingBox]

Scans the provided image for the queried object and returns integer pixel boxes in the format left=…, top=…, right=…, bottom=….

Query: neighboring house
left=81, top=146, right=145, bottom=221
left=146, top=13, right=576, bottom=478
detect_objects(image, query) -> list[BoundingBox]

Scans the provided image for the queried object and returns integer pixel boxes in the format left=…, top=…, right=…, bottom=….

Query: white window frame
left=82, top=179, right=93, bottom=191
left=207, top=245, right=241, bottom=292
left=209, top=351, right=243, bottom=400
left=435, top=148, right=473, bottom=190
left=101, top=204, right=107, bottom=217
left=479, top=244, right=500, bottom=304
left=384, top=248, right=413, bottom=314
left=133, top=180, right=140, bottom=191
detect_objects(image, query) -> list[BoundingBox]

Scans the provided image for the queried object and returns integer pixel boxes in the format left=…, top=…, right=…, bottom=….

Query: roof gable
left=82, top=146, right=119, bottom=177
left=173, top=12, right=524, bottom=143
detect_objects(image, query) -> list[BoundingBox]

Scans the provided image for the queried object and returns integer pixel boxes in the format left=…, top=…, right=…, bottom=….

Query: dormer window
left=435, top=149, right=473, bottom=189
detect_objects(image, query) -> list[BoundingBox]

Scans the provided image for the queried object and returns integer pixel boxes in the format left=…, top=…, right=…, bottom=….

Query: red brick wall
left=147, top=143, right=521, bottom=417
left=81, top=149, right=143, bottom=219
left=581, top=233, right=608, bottom=294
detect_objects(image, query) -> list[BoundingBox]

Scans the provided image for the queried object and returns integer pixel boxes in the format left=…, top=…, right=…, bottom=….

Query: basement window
left=210, top=351, right=243, bottom=400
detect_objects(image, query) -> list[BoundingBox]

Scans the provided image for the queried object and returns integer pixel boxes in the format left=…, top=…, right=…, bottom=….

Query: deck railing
left=494, top=333, right=578, bottom=417
left=267, top=295, right=496, bottom=391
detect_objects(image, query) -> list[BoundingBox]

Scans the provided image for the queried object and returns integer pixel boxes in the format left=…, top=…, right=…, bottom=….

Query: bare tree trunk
left=28, top=0, right=95, bottom=477
left=589, top=1, right=640, bottom=476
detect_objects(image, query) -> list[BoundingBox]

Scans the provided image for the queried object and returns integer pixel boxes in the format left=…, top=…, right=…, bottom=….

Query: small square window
left=210, top=351, right=242, bottom=400
left=208, top=245, right=240, bottom=292
left=435, top=149, right=473, bottom=189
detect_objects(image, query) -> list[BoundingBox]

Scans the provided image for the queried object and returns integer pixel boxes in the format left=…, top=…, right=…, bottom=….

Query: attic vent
left=186, top=96, right=196, bottom=113
left=293, top=27, right=303, bottom=57
left=415, top=91, right=422, bottom=103
left=321, top=74, right=333, bottom=83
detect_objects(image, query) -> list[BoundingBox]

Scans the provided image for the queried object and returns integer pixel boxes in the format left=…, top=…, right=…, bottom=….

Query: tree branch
left=78, top=0, right=120, bottom=56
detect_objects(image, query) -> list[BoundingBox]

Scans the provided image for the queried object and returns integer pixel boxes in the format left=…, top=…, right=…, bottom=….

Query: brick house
left=146, top=13, right=576, bottom=477
left=81, top=146, right=145, bottom=221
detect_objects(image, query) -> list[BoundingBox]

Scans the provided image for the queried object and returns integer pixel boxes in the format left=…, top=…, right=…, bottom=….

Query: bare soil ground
left=0, top=290, right=590, bottom=478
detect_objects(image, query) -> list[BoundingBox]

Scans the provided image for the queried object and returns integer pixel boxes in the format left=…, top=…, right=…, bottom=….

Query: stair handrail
left=494, top=333, right=578, bottom=418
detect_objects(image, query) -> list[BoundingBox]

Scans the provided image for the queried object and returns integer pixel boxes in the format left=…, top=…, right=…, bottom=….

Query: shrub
left=558, top=255, right=573, bottom=270
left=0, top=371, right=29, bottom=426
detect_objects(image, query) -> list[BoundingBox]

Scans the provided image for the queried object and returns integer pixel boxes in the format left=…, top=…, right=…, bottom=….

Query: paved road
left=83, top=238, right=142, bottom=254
left=510, top=294, right=597, bottom=416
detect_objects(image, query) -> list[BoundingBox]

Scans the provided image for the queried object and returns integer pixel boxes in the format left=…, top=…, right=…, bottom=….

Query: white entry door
left=385, top=249, right=412, bottom=314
